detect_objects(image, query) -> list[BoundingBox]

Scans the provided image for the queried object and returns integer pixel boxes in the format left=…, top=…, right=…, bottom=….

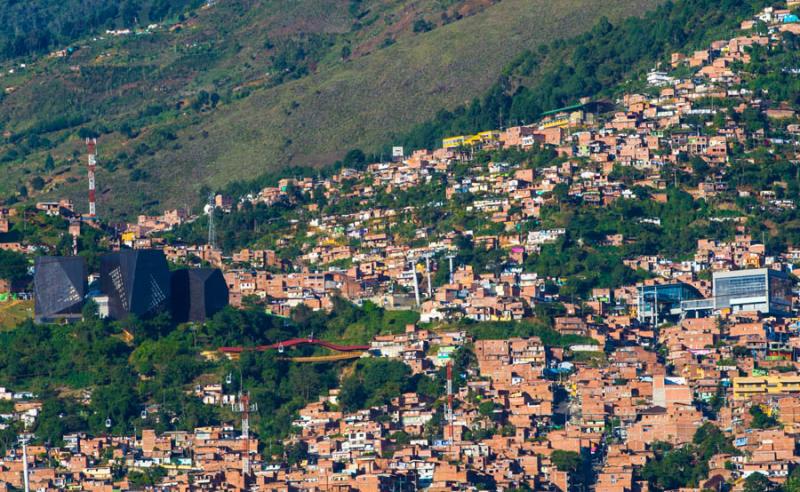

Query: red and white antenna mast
left=86, top=138, right=97, bottom=219
left=241, top=392, right=250, bottom=475
left=236, top=392, right=256, bottom=477
left=446, top=362, right=454, bottom=447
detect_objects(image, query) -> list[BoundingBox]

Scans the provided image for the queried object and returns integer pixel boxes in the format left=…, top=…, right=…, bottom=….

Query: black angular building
left=34, top=256, right=87, bottom=323
left=171, top=268, right=229, bottom=323
left=100, top=249, right=171, bottom=320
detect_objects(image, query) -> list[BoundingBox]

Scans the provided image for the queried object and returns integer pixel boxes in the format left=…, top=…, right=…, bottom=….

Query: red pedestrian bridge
left=218, top=338, right=371, bottom=354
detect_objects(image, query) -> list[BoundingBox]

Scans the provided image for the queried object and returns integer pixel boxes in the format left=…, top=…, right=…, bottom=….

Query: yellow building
left=474, top=130, right=500, bottom=143
left=540, top=115, right=570, bottom=129
left=120, top=231, right=136, bottom=246
left=442, top=130, right=500, bottom=150
left=442, top=136, right=466, bottom=149
left=732, top=375, right=800, bottom=400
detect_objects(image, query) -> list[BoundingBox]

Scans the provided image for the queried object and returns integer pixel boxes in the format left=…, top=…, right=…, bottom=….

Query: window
left=715, top=273, right=766, bottom=308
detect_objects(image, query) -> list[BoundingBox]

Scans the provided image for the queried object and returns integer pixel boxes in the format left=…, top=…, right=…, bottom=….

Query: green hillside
left=0, top=0, right=662, bottom=218
left=400, top=0, right=772, bottom=150
left=130, top=0, right=665, bottom=213
left=0, top=0, right=204, bottom=59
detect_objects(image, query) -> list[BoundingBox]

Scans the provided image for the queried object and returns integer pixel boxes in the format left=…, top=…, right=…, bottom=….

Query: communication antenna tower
left=207, top=192, right=216, bottom=248
left=234, top=392, right=257, bottom=476
left=86, top=138, right=97, bottom=219
left=446, top=362, right=454, bottom=449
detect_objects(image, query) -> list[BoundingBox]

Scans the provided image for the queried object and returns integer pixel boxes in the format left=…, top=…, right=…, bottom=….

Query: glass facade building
left=713, top=268, right=792, bottom=316
left=637, top=282, right=703, bottom=324
left=34, top=256, right=87, bottom=323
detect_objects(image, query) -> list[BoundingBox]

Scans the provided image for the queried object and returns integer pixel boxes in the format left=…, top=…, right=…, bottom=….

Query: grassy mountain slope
left=0, top=0, right=452, bottom=209
left=0, top=0, right=663, bottom=217
left=142, top=0, right=664, bottom=211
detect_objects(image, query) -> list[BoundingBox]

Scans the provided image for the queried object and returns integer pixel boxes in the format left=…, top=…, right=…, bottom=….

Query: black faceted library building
left=34, top=249, right=228, bottom=324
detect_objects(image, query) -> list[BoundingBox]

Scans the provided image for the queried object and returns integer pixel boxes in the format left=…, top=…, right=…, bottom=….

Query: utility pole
left=21, top=434, right=29, bottom=492
left=446, top=255, right=456, bottom=285
left=654, top=286, right=659, bottom=328
left=410, top=260, right=421, bottom=308
left=424, top=255, right=433, bottom=298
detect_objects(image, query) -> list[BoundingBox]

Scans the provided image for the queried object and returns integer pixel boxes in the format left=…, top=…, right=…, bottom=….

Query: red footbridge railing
left=218, top=338, right=371, bottom=354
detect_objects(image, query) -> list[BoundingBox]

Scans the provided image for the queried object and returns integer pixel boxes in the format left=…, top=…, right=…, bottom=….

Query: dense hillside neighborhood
left=4, top=1, right=800, bottom=491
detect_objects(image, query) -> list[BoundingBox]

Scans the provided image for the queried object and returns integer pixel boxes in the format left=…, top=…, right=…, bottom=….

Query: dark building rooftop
left=34, top=256, right=87, bottom=323
left=171, top=268, right=229, bottom=323
left=100, top=249, right=170, bottom=320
